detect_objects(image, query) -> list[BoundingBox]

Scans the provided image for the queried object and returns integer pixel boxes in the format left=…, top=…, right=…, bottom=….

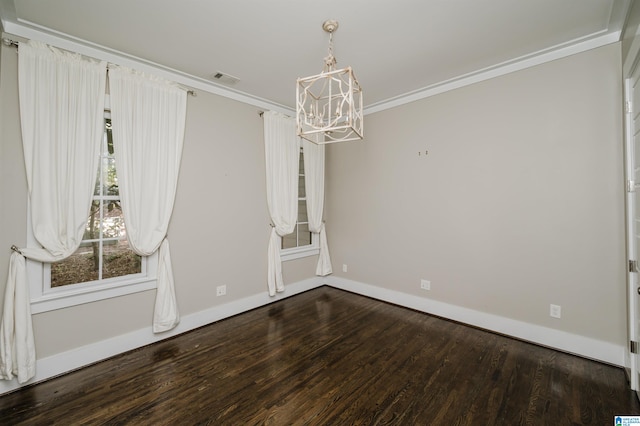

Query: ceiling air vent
left=210, top=71, right=240, bottom=86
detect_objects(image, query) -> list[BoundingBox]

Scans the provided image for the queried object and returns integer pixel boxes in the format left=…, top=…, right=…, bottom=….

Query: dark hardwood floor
left=1, top=286, right=638, bottom=425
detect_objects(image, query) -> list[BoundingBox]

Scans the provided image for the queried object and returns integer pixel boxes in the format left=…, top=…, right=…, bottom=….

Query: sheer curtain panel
left=302, top=140, right=333, bottom=276
left=1, top=41, right=107, bottom=383
left=264, top=111, right=300, bottom=296
left=108, top=66, right=187, bottom=333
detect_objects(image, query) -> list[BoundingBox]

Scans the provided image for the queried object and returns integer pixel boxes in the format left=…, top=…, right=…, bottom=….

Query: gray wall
left=326, top=43, right=626, bottom=346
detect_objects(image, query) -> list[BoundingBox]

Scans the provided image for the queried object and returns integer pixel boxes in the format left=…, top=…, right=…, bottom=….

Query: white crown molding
left=611, top=0, right=634, bottom=33
left=2, top=0, right=632, bottom=117
left=364, top=0, right=631, bottom=115
left=364, top=31, right=622, bottom=115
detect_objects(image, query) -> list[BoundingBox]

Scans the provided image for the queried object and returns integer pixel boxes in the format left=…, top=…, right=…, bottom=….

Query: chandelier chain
left=324, top=31, right=337, bottom=71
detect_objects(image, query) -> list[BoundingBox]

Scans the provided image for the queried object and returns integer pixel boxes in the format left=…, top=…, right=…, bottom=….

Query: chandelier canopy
left=296, top=20, right=363, bottom=145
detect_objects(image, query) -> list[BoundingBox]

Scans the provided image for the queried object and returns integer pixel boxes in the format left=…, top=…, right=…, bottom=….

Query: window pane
left=102, top=202, right=126, bottom=239
left=282, top=225, right=298, bottom=250
left=298, top=174, right=306, bottom=198
left=93, top=167, right=101, bottom=196
left=298, top=200, right=308, bottom=222
left=106, top=119, right=114, bottom=154
left=83, top=200, right=102, bottom=240
left=102, top=239, right=141, bottom=280
left=104, top=157, right=119, bottom=196
left=298, top=223, right=312, bottom=246
left=51, top=244, right=99, bottom=287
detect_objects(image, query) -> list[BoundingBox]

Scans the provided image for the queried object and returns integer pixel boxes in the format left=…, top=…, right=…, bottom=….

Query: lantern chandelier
left=296, top=20, right=363, bottom=144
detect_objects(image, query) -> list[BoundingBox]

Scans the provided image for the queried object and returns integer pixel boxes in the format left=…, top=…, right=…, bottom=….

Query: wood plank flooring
left=0, top=286, right=638, bottom=425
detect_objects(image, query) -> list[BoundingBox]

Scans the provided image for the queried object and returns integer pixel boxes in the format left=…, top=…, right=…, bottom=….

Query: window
left=281, top=147, right=319, bottom=261
left=49, top=118, right=143, bottom=287
left=28, top=113, right=157, bottom=314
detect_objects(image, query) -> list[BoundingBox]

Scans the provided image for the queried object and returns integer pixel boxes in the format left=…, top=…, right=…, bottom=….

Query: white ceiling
left=0, top=0, right=631, bottom=113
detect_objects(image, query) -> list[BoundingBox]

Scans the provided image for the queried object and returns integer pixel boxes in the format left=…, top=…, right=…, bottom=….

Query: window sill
left=281, top=245, right=320, bottom=262
left=30, top=276, right=157, bottom=314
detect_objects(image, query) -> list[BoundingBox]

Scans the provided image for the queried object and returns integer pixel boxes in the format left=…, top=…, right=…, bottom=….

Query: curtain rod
left=2, top=38, right=196, bottom=96
left=259, top=111, right=293, bottom=119
left=2, top=38, right=18, bottom=48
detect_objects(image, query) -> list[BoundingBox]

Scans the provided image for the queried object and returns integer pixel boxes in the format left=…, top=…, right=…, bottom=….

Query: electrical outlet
left=550, top=304, right=561, bottom=319
left=216, top=285, right=227, bottom=297
left=343, top=264, right=348, bottom=273
left=420, top=279, right=431, bottom=291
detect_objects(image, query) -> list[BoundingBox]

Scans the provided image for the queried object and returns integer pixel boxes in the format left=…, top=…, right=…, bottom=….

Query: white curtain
left=1, top=41, right=107, bottom=383
left=302, top=140, right=333, bottom=276
left=108, top=66, right=186, bottom=333
left=264, top=111, right=300, bottom=296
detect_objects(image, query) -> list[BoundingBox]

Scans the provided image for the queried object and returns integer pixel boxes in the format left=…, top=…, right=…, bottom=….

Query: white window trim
left=26, top=203, right=158, bottom=314
left=280, top=234, right=319, bottom=261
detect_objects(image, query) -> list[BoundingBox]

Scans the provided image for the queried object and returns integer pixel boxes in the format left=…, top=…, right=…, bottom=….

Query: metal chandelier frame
left=296, top=20, right=363, bottom=145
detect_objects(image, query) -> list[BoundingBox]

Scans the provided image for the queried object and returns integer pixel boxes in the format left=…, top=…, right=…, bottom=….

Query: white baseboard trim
left=1, top=275, right=626, bottom=395
left=325, top=276, right=626, bottom=367
left=0, top=277, right=324, bottom=395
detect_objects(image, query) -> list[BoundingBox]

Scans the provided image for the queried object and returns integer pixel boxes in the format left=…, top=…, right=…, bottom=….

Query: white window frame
left=281, top=235, right=319, bottom=261
left=27, top=109, right=158, bottom=314
left=281, top=147, right=319, bottom=262
left=28, top=250, right=157, bottom=314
